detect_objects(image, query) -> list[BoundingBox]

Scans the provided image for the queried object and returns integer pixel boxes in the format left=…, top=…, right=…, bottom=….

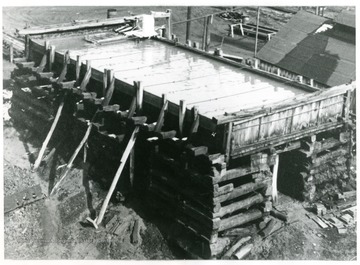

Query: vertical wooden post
left=165, top=9, right=172, bottom=40
left=76, top=55, right=81, bottom=84
left=25, top=35, right=30, bottom=60
left=134, top=81, right=144, bottom=115
left=178, top=100, right=186, bottom=138
left=33, top=98, right=65, bottom=170
left=44, top=41, right=50, bottom=71
left=298, top=75, right=303, bottom=83
left=131, top=81, right=143, bottom=189
left=57, top=50, right=70, bottom=84
left=224, top=122, right=233, bottom=165
left=272, top=154, right=279, bottom=205
left=49, top=45, right=55, bottom=72
left=214, top=48, right=223, bottom=56
left=254, top=7, right=260, bottom=57
left=130, top=148, right=135, bottom=188
left=9, top=43, right=14, bottom=63
left=86, top=60, right=91, bottom=72
left=44, top=40, right=50, bottom=51
left=309, top=79, right=314, bottom=87
left=102, top=68, right=108, bottom=97
left=202, top=17, right=207, bottom=50
left=94, top=126, right=140, bottom=226
left=188, top=105, right=199, bottom=142
left=186, top=7, right=192, bottom=41
left=229, top=25, right=234, bottom=38
left=344, top=89, right=351, bottom=121
left=103, top=69, right=114, bottom=106
left=276, top=68, right=280, bottom=76
left=186, top=40, right=192, bottom=47
left=254, top=58, right=259, bottom=69
left=203, top=15, right=213, bottom=52
left=80, top=60, right=91, bottom=91
left=154, top=94, right=168, bottom=133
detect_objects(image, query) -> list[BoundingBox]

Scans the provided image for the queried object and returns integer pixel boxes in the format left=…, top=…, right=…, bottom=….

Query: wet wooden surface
left=34, top=35, right=308, bottom=119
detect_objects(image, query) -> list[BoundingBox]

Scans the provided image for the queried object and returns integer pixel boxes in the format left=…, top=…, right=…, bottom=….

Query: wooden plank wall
left=230, top=88, right=350, bottom=157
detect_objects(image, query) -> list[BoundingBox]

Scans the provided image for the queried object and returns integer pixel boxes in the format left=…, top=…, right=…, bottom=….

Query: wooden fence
left=215, top=83, right=355, bottom=158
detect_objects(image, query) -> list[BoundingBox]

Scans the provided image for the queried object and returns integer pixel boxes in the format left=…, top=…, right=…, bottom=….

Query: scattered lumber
left=259, top=219, right=277, bottom=237
left=113, top=215, right=133, bottom=236
left=314, top=203, right=327, bottom=216
left=131, top=219, right=140, bottom=245
left=233, top=243, right=253, bottom=260
left=220, top=227, right=252, bottom=238
left=221, top=236, right=251, bottom=259
left=270, top=209, right=288, bottom=222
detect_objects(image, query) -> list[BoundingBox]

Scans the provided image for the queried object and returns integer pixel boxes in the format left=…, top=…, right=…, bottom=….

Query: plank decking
left=33, top=34, right=307, bottom=120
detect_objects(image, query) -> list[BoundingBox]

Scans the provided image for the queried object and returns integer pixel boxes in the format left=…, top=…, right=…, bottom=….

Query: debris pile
left=306, top=200, right=357, bottom=234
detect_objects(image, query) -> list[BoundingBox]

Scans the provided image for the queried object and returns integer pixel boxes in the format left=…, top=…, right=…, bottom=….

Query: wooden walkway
left=34, top=35, right=308, bottom=120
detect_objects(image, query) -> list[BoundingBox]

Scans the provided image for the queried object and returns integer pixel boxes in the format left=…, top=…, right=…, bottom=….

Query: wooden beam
left=218, top=209, right=262, bottom=232
left=129, top=147, right=135, bottom=188
left=49, top=45, right=55, bottom=72
left=80, top=60, right=91, bottom=91
left=272, top=153, right=279, bottom=204
left=202, top=17, right=207, bottom=50
left=33, top=97, right=65, bottom=170
left=203, top=15, right=213, bottom=52
left=186, top=7, right=192, bottom=41
left=95, top=126, right=140, bottom=226
left=36, top=53, right=47, bottom=73
left=216, top=194, right=263, bottom=218
left=178, top=99, right=186, bottom=138
left=222, top=236, right=251, bottom=259
left=127, top=97, right=137, bottom=119
left=9, top=43, right=14, bottom=63
left=102, top=69, right=115, bottom=106
left=44, top=40, right=50, bottom=51
left=188, top=105, right=199, bottom=141
left=219, top=181, right=266, bottom=202
left=56, top=50, right=70, bottom=84
left=75, top=55, right=81, bottom=84
left=102, top=68, right=108, bottom=97
left=135, top=81, right=144, bottom=115
left=25, top=35, right=30, bottom=59
left=224, top=122, right=233, bottom=164
left=50, top=122, right=93, bottom=195
left=154, top=94, right=168, bottom=133
left=165, top=9, right=172, bottom=40
left=17, top=17, right=132, bottom=35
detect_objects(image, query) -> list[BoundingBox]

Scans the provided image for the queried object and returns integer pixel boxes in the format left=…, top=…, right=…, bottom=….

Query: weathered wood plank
left=218, top=209, right=262, bottom=231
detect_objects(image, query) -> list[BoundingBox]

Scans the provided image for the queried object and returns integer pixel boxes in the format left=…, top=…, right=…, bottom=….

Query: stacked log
left=297, top=133, right=356, bottom=202
left=8, top=53, right=134, bottom=191
left=141, top=134, right=272, bottom=258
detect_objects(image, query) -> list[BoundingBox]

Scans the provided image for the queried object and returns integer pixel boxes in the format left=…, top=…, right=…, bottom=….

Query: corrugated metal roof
left=257, top=10, right=355, bottom=87
left=334, top=9, right=355, bottom=28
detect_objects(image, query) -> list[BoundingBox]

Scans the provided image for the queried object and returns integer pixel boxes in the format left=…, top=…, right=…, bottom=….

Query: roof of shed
left=257, top=10, right=355, bottom=87
left=334, top=9, right=355, bottom=28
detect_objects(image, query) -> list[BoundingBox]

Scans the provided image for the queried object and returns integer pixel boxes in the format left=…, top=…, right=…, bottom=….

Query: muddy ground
left=3, top=6, right=357, bottom=260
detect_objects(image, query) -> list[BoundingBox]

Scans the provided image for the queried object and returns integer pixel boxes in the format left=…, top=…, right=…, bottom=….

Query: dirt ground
left=2, top=6, right=357, bottom=261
